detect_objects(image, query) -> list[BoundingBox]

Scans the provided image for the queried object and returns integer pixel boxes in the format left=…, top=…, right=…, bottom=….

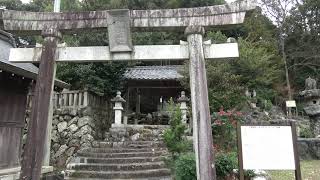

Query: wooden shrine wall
left=0, top=72, right=30, bottom=169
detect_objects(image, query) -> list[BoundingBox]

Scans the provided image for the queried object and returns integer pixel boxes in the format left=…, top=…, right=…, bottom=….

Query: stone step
left=78, top=156, right=166, bottom=164
left=77, top=151, right=168, bottom=158
left=94, top=141, right=166, bottom=148
left=80, top=147, right=167, bottom=154
left=67, top=162, right=166, bottom=171
left=65, top=168, right=171, bottom=179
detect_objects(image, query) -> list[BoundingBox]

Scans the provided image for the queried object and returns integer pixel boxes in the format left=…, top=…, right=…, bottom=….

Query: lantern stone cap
left=299, top=89, right=320, bottom=99
left=111, top=91, right=126, bottom=102
left=178, top=91, right=189, bottom=102
left=303, top=105, right=320, bottom=116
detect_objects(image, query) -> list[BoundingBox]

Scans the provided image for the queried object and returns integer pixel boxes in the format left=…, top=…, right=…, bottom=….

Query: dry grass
left=268, top=160, right=320, bottom=180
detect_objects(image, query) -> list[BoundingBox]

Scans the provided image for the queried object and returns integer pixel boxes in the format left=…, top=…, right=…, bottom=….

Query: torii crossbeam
left=1, top=1, right=255, bottom=180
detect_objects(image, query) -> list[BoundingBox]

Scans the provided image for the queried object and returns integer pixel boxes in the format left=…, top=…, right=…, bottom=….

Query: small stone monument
left=305, top=76, right=317, bottom=90
left=111, top=91, right=126, bottom=127
left=299, top=76, right=320, bottom=137
left=245, top=88, right=257, bottom=108
left=178, top=91, right=189, bottom=124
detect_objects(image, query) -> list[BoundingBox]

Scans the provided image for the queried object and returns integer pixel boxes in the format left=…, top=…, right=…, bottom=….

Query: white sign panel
left=286, top=100, right=297, bottom=108
left=241, top=126, right=295, bottom=170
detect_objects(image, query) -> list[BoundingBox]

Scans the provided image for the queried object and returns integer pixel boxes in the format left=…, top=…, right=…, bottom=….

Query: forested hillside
left=1, top=0, right=319, bottom=111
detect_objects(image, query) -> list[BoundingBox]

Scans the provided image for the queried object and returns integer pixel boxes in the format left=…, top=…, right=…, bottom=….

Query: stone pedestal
left=111, top=91, right=126, bottom=127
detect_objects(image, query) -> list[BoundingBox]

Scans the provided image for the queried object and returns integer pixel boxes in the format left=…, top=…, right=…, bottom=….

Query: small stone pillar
left=111, top=91, right=126, bottom=127
left=178, top=91, right=189, bottom=124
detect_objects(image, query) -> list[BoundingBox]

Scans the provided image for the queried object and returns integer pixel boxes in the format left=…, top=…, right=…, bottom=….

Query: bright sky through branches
left=21, top=0, right=237, bottom=4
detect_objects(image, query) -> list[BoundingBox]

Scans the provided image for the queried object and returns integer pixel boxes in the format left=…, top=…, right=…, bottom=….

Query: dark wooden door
left=0, top=74, right=29, bottom=169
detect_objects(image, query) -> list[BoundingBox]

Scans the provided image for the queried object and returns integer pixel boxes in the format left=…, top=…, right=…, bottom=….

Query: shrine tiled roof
left=124, top=65, right=184, bottom=80
left=0, top=30, right=69, bottom=88
left=0, top=30, right=39, bottom=75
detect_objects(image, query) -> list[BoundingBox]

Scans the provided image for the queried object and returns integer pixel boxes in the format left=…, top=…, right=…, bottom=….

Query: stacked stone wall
left=23, top=104, right=112, bottom=170
left=50, top=106, right=111, bottom=168
left=298, top=138, right=320, bottom=160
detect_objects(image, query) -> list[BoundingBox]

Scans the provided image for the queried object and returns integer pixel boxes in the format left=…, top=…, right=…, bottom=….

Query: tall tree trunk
left=280, top=34, right=292, bottom=100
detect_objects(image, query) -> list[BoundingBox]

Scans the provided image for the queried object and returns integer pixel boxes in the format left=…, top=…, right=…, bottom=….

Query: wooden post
left=20, top=28, right=61, bottom=180
left=237, top=122, right=244, bottom=180
left=291, top=121, right=302, bottom=180
left=136, top=88, right=141, bottom=114
left=185, top=26, right=216, bottom=180
left=126, top=87, right=130, bottom=113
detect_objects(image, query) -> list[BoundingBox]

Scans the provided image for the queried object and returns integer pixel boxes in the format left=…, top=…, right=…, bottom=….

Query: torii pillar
left=186, top=26, right=215, bottom=179
left=20, top=28, right=60, bottom=180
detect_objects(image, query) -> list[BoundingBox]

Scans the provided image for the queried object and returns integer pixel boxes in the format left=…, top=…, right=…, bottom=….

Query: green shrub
left=215, top=152, right=238, bottom=178
left=299, top=126, right=314, bottom=138
left=175, top=153, right=197, bottom=180
left=163, top=99, right=191, bottom=156
left=174, top=152, right=238, bottom=180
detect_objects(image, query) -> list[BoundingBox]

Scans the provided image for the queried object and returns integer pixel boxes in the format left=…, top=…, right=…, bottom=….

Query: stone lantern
left=178, top=91, right=189, bottom=124
left=299, top=77, right=320, bottom=137
left=111, top=91, right=126, bottom=127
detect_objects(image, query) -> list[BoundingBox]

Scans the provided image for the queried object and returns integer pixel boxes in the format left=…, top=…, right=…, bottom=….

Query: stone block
left=51, top=130, right=59, bottom=143
left=62, top=108, right=70, bottom=115
left=70, top=109, right=77, bottom=116
left=52, top=143, right=60, bottom=152
left=68, top=139, right=80, bottom=147
left=55, top=144, right=68, bottom=158
left=64, top=115, right=72, bottom=121
left=68, top=124, right=78, bottom=132
left=81, top=134, right=94, bottom=144
left=59, top=116, right=64, bottom=122
left=68, top=117, right=79, bottom=126
left=54, top=108, right=62, bottom=115
left=78, top=116, right=92, bottom=128
left=66, top=147, right=76, bottom=157
left=57, top=122, right=68, bottom=132
left=131, top=133, right=140, bottom=141
left=79, top=125, right=92, bottom=135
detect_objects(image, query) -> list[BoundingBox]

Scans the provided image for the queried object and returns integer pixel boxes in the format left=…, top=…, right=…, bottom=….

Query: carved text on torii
left=107, top=10, right=133, bottom=52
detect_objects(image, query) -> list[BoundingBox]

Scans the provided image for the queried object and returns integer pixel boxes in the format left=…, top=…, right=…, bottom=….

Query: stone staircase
left=65, top=141, right=172, bottom=180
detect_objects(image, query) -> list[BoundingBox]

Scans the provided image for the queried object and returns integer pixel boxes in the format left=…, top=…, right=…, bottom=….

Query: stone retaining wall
left=50, top=106, right=111, bottom=168
left=106, top=125, right=170, bottom=142
left=298, top=138, right=320, bottom=159
left=23, top=105, right=112, bottom=170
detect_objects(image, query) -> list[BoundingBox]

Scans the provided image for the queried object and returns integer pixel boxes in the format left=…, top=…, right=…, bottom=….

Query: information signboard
left=237, top=122, right=301, bottom=180
left=241, top=126, right=295, bottom=170
left=286, top=100, right=297, bottom=108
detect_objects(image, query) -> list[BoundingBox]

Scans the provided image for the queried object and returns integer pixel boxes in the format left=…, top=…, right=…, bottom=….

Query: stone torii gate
left=1, top=1, right=255, bottom=179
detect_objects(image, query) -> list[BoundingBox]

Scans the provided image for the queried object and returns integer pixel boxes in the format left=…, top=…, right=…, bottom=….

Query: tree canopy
left=0, top=0, right=318, bottom=109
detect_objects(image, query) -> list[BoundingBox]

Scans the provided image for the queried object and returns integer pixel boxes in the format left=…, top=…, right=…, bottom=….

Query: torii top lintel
left=0, top=1, right=256, bottom=34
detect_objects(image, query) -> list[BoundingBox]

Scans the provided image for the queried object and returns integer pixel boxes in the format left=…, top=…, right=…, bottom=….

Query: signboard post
left=237, top=122, right=302, bottom=180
